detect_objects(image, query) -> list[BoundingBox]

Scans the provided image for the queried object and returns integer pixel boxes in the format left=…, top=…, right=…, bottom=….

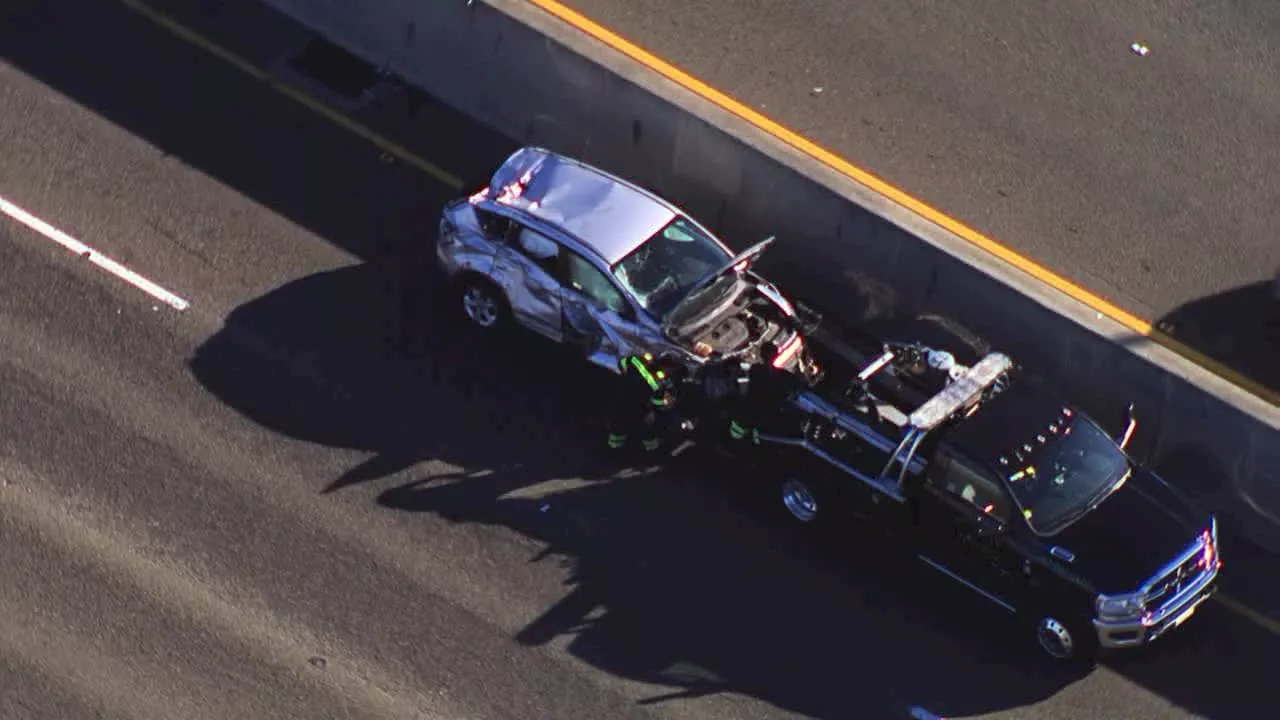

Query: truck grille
left=1145, top=535, right=1213, bottom=611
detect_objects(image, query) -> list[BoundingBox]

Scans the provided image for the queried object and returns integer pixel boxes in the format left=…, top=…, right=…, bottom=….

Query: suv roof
left=486, top=147, right=679, bottom=265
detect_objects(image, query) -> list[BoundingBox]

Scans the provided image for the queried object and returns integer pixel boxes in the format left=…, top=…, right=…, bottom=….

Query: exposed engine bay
left=687, top=293, right=793, bottom=364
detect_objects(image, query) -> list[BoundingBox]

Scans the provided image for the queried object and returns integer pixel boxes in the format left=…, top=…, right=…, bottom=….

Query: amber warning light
left=1199, top=529, right=1220, bottom=570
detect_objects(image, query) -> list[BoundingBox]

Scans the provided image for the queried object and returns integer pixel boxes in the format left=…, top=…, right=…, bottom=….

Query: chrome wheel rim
left=1037, top=617, right=1074, bottom=659
left=781, top=480, right=818, bottom=523
left=462, top=285, right=499, bottom=327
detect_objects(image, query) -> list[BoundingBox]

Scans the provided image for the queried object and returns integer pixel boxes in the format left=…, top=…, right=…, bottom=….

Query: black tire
left=456, top=274, right=508, bottom=331
left=1025, top=609, right=1099, bottom=665
left=776, top=474, right=848, bottom=532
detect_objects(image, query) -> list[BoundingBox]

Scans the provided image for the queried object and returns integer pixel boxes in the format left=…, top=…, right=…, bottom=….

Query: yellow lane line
left=118, top=0, right=464, bottom=190
left=525, top=0, right=1279, bottom=407
left=116, top=0, right=1280, bottom=635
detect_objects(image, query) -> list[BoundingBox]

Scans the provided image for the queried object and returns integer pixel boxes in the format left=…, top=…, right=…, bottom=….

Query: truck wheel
left=1031, top=613, right=1098, bottom=664
left=781, top=478, right=821, bottom=524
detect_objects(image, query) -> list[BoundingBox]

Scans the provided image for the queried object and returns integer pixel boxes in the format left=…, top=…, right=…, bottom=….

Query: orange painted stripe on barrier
left=524, top=0, right=1280, bottom=407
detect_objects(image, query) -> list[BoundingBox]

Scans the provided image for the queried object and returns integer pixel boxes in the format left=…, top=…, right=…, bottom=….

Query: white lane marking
left=0, top=194, right=190, bottom=311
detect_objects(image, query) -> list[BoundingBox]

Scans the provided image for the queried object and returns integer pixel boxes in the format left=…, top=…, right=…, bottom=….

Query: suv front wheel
left=458, top=276, right=508, bottom=330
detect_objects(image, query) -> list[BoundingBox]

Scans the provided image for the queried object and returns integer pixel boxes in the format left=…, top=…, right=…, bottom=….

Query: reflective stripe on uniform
left=642, top=437, right=661, bottom=451
left=628, top=356, right=661, bottom=392
left=729, top=420, right=747, bottom=439
left=607, top=433, right=627, bottom=448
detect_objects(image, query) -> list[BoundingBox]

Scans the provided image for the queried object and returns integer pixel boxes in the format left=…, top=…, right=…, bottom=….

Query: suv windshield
left=1001, top=412, right=1130, bottom=535
left=611, top=217, right=728, bottom=318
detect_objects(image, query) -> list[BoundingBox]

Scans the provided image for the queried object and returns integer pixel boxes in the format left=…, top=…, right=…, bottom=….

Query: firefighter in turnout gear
left=606, top=352, right=683, bottom=453
left=727, top=342, right=811, bottom=445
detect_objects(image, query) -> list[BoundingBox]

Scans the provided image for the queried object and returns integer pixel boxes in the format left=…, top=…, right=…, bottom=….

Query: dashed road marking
left=0, top=194, right=190, bottom=311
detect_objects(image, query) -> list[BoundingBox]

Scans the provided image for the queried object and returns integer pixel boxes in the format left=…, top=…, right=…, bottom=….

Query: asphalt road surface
left=553, top=0, right=1280, bottom=394
left=0, top=1, right=1278, bottom=718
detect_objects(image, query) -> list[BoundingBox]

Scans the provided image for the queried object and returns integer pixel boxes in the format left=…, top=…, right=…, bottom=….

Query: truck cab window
left=930, top=449, right=1011, bottom=523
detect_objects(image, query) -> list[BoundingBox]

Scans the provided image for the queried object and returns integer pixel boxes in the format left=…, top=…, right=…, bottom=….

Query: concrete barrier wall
left=260, top=0, right=1280, bottom=550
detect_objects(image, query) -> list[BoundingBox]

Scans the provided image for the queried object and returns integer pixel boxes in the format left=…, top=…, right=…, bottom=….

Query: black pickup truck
left=705, top=315, right=1223, bottom=662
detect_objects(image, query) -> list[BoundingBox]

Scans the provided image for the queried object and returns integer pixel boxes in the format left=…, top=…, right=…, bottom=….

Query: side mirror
left=1118, top=403, right=1137, bottom=450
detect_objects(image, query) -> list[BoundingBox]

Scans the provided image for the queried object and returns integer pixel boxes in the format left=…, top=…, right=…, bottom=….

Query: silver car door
left=558, top=250, right=657, bottom=370
left=491, top=226, right=566, bottom=342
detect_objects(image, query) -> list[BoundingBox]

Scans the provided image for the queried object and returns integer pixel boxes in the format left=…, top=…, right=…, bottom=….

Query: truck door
left=912, top=447, right=1024, bottom=615
left=492, top=226, right=566, bottom=342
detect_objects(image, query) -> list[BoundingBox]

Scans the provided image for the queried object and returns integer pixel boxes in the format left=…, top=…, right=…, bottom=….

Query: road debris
left=1131, top=42, right=1151, bottom=56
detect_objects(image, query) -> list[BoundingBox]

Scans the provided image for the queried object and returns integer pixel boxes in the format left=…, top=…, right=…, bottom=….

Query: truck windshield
left=611, top=217, right=728, bottom=318
left=1002, top=414, right=1130, bottom=535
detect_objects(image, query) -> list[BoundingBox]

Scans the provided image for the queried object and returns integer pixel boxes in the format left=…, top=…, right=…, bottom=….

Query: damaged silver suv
left=436, top=147, right=810, bottom=374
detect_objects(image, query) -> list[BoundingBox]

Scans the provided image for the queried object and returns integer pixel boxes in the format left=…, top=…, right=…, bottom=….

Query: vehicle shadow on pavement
left=380, top=465, right=1099, bottom=719
left=188, top=258, right=1084, bottom=718
left=1155, top=279, right=1280, bottom=397
left=187, top=256, right=618, bottom=484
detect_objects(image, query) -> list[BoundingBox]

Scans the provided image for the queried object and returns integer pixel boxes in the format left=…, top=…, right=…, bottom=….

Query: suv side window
left=929, top=448, right=1012, bottom=522
left=562, top=251, right=628, bottom=314
left=475, top=208, right=513, bottom=239
left=512, top=226, right=561, bottom=275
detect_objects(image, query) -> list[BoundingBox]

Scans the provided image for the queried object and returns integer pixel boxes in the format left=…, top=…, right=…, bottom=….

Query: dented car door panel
left=566, top=295, right=667, bottom=370
left=562, top=293, right=631, bottom=369
left=559, top=250, right=661, bottom=368
left=492, top=245, right=565, bottom=342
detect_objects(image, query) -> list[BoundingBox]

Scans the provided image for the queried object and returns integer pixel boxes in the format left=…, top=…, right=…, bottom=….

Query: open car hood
left=661, top=236, right=776, bottom=336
